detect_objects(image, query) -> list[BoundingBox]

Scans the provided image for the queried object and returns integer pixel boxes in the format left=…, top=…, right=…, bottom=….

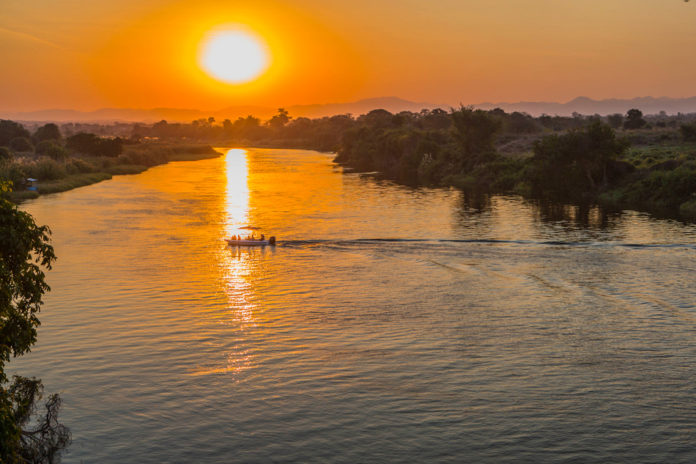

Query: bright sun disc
left=198, top=29, right=269, bottom=84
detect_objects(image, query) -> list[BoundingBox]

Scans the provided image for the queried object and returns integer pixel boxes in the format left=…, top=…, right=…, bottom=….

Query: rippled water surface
left=14, top=148, right=696, bottom=463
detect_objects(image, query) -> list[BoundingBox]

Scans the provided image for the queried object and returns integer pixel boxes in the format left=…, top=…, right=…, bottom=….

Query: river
left=13, top=148, right=696, bottom=463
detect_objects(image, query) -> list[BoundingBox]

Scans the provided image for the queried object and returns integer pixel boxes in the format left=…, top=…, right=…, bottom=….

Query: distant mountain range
left=474, top=96, right=696, bottom=117
left=0, top=97, right=439, bottom=123
left=3, top=96, right=696, bottom=123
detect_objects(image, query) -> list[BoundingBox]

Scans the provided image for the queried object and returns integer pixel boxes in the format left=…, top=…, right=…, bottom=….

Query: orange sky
left=1, top=0, right=695, bottom=112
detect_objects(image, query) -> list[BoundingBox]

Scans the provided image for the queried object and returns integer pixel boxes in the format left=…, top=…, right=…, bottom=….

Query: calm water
left=13, top=148, right=696, bottom=463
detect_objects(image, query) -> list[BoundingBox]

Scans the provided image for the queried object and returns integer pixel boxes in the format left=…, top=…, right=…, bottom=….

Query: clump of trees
left=623, top=109, right=647, bottom=130
left=66, top=133, right=123, bottom=157
left=0, top=182, right=70, bottom=462
left=530, top=121, right=630, bottom=198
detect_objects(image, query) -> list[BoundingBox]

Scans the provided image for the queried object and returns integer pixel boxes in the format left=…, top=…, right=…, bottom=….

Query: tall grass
left=0, top=143, right=220, bottom=201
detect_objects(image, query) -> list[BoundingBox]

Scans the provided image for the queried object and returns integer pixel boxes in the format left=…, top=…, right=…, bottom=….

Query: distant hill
left=3, top=96, right=696, bottom=123
left=1, top=97, right=440, bottom=123
left=473, top=96, right=696, bottom=116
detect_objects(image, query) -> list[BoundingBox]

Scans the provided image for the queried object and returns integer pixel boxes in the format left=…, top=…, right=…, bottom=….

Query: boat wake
left=279, top=238, right=696, bottom=250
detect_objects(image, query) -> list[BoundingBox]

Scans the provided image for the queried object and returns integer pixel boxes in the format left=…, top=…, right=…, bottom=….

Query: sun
left=198, top=28, right=270, bottom=84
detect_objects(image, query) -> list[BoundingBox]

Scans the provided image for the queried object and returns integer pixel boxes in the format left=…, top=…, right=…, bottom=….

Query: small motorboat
left=227, top=236, right=276, bottom=247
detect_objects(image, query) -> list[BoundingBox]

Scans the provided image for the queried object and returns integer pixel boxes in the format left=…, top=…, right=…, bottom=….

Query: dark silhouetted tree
left=607, top=113, right=624, bottom=129
left=0, top=121, right=31, bottom=147
left=33, top=124, right=61, bottom=143
left=268, top=108, right=291, bottom=129
left=623, top=108, right=647, bottom=130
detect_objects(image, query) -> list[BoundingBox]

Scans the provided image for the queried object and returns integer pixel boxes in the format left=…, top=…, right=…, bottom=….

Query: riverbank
left=333, top=112, right=696, bottom=222
left=6, top=143, right=222, bottom=202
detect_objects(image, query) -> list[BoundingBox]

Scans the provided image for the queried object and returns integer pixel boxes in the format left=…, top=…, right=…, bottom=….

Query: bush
left=23, top=158, right=67, bottom=181
left=66, top=133, right=123, bottom=157
left=33, top=123, right=61, bottom=142
left=0, top=147, right=12, bottom=162
left=35, top=141, right=69, bottom=161
left=9, top=137, right=33, bottom=152
left=679, top=198, right=696, bottom=220
left=0, top=120, right=31, bottom=146
left=681, top=123, right=696, bottom=142
left=65, top=158, right=96, bottom=174
left=0, top=161, right=27, bottom=187
left=608, top=163, right=696, bottom=211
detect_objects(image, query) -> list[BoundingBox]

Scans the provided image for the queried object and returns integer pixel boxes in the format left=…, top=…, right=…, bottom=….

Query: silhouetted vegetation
left=2, top=105, right=696, bottom=219
left=66, top=132, right=124, bottom=157
left=33, top=123, right=61, bottom=143
left=623, top=108, right=647, bottom=130
left=0, top=182, right=71, bottom=462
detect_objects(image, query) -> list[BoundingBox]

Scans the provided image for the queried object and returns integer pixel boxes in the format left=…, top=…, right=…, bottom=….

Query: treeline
left=99, top=107, right=696, bottom=149
left=4, top=105, right=696, bottom=217
left=333, top=107, right=696, bottom=219
left=0, top=120, right=218, bottom=198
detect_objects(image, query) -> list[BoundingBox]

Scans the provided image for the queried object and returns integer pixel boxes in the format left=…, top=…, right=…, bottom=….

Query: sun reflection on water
left=223, top=148, right=250, bottom=239
left=198, top=148, right=259, bottom=376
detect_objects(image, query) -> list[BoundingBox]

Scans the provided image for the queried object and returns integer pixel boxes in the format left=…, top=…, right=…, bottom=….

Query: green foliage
left=9, top=137, right=33, bottom=153
left=23, top=158, right=67, bottom=181
left=65, top=158, right=96, bottom=174
left=0, top=198, right=55, bottom=367
left=0, top=186, right=70, bottom=461
left=0, top=162, right=27, bottom=188
left=531, top=122, right=629, bottom=197
left=605, top=163, right=696, bottom=212
left=35, top=141, right=69, bottom=161
left=450, top=107, right=501, bottom=159
left=33, top=124, right=61, bottom=143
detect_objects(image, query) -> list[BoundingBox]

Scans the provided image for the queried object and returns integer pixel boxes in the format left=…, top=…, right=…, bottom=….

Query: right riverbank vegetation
left=2, top=107, right=696, bottom=219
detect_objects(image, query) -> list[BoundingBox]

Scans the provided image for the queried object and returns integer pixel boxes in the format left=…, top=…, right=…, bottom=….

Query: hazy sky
left=1, top=0, right=695, bottom=111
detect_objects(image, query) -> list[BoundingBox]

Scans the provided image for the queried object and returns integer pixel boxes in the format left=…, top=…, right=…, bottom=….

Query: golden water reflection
left=200, top=148, right=258, bottom=376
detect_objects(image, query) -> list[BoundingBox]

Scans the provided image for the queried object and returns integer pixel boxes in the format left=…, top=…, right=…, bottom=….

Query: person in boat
left=260, top=234, right=265, bottom=241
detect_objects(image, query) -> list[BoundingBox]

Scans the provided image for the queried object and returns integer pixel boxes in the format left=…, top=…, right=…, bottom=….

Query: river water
left=13, top=148, right=696, bottom=463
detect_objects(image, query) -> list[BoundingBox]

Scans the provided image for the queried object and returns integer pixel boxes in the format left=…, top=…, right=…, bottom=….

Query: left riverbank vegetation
left=0, top=120, right=220, bottom=201
left=2, top=107, right=696, bottom=219
left=0, top=181, right=71, bottom=462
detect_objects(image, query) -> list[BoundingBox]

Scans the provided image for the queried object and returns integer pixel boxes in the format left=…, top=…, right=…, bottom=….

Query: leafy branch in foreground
left=0, top=181, right=70, bottom=463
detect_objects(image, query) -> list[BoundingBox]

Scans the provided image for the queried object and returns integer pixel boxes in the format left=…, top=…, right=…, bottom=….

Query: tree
left=450, top=107, right=501, bottom=159
left=33, top=124, right=61, bottom=143
left=623, top=108, right=647, bottom=130
left=0, top=121, right=31, bottom=147
left=607, top=113, right=624, bottom=129
left=9, top=137, right=33, bottom=153
left=531, top=121, right=629, bottom=196
left=267, top=108, right=291, bottom=129
left=66, top=133, right=123, bottom=157
left=0, top=182, right=70, bottom=462
left=35, top=141, right=69, bottom=161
